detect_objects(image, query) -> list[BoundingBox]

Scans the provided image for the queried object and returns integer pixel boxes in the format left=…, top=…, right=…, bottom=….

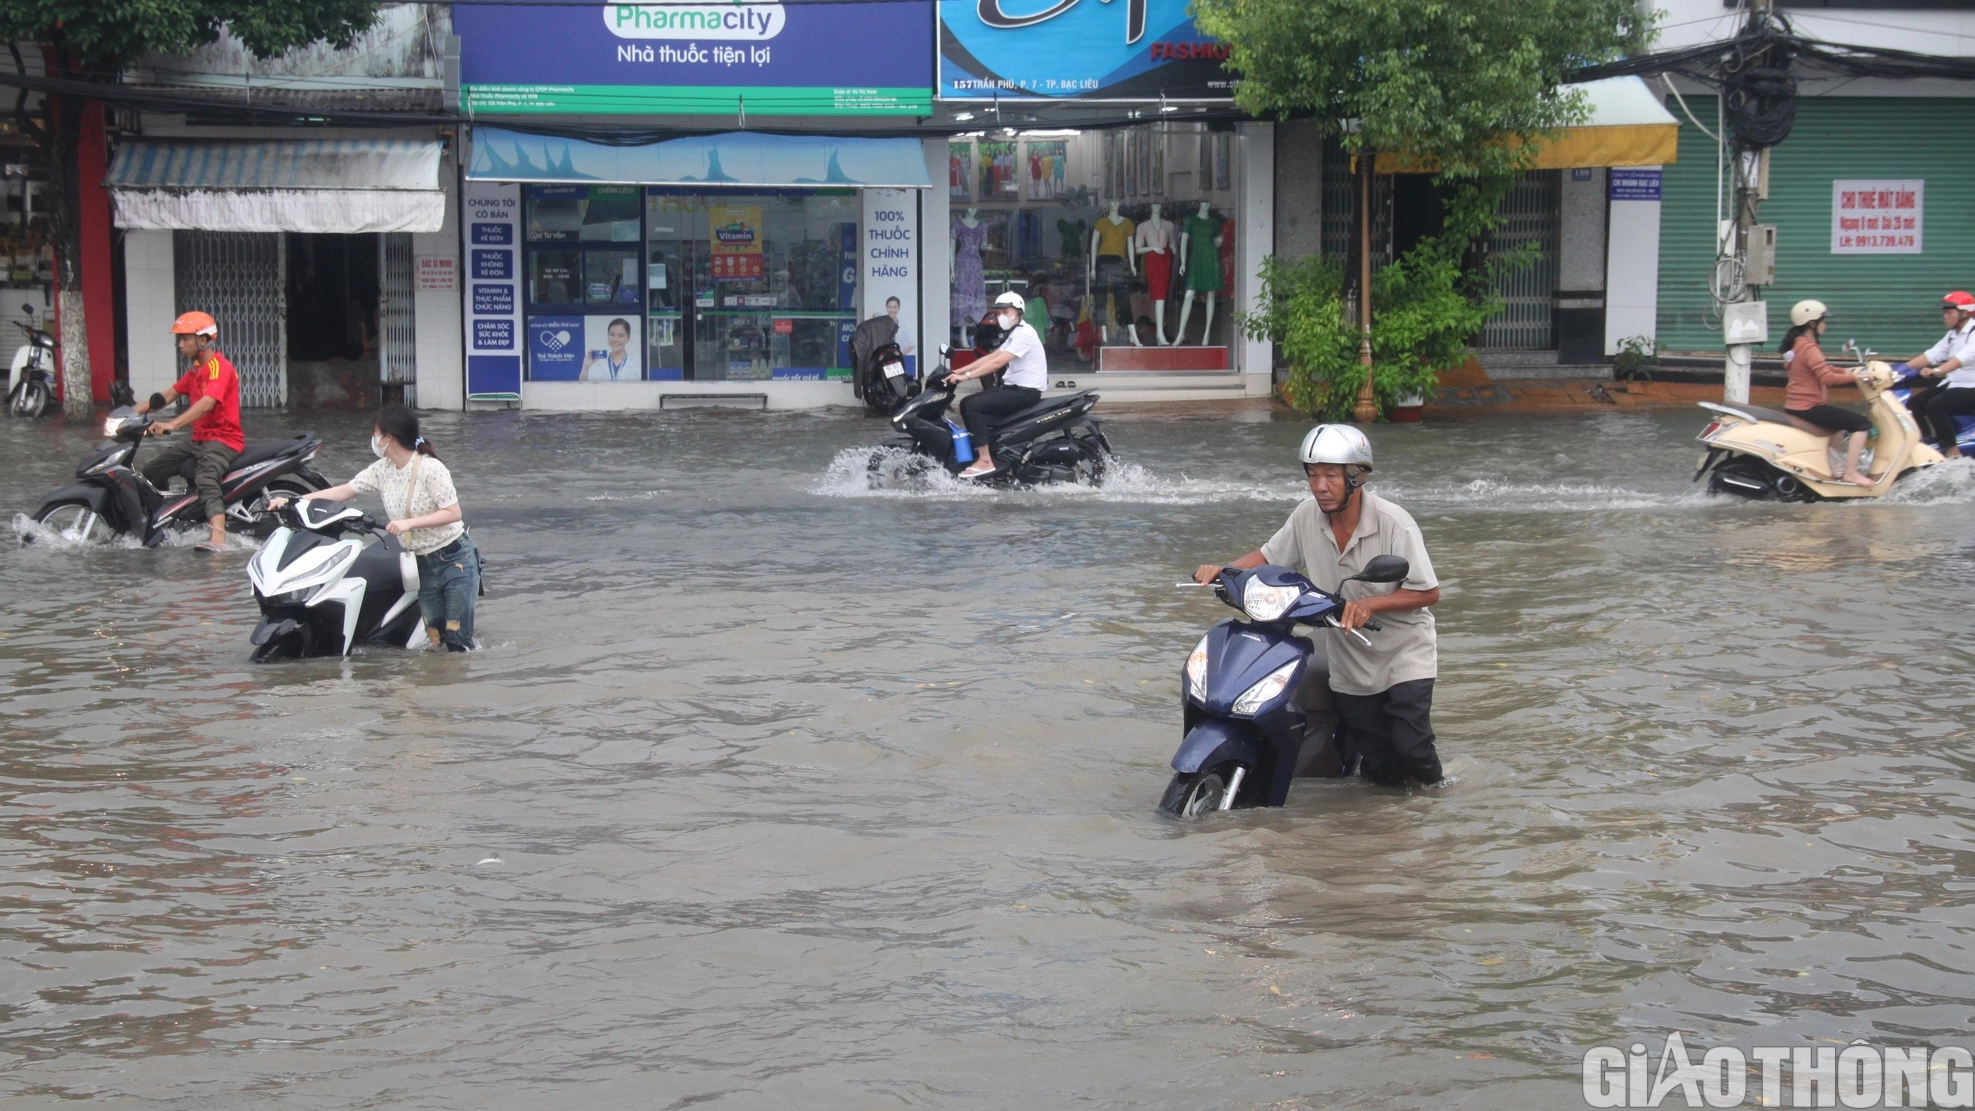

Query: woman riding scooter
left=947, top=291, right=1048, bottom=479
left=1781, top=300, right=1876, bottom=488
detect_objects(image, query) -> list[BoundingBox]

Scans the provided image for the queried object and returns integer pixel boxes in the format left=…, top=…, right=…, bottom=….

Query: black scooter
left=865, top=345, right=1111, bottom=487
left=28, top=407, right=329, bottom=546
left=1160, top=556, right=1410, bottom=817
left=854, top=340, right=917, bottom=415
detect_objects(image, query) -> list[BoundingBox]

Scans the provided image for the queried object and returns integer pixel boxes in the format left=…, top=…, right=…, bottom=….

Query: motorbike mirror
left=1347, top=554, right=1410, bottom=584
left=938, top=342, right=951, bottom=358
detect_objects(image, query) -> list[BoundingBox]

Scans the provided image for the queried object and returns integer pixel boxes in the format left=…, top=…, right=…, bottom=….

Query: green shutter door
left=1658, top=96, right=1973, bottom=357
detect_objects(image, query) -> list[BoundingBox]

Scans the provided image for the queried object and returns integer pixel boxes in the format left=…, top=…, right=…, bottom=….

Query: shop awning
left=1374, top=76, right=1680, bottom=173
left=106, top=139, right=445, bottom=233
left=467, top=127, right=932, bottom=189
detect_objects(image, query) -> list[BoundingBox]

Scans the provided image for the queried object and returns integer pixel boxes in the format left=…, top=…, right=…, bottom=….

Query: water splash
left=1874, top=457, right=1975, bottom=504
left=10, top=513, right=260, bottom=551
left=810, top=446, right=1302, bottom=505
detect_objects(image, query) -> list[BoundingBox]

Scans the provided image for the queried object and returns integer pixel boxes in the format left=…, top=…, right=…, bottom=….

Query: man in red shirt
left=134, top=311, right=245, bottom=552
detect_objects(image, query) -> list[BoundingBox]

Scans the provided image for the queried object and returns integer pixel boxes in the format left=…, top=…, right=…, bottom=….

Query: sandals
left=957, top=464, right=998, bottom=479
left=193, top=539, right=226, bottom=554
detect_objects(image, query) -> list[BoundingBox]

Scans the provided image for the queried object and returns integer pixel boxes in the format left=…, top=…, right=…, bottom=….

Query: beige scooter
left=1693, top=342, right=1943, bottom=501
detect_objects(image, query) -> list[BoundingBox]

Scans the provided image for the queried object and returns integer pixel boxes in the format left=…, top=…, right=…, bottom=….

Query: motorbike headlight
left=102, top=417, right=122, bottom=437
left=1184, top=635, right=1209, bottom=704
left=1242, top=578, right=1302, bottom=623
left=259, top=588, right=311, bottom=607
left=1232, top=660, right=1300, bottom=717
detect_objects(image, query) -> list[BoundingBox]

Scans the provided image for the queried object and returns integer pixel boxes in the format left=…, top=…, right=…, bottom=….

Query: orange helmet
left=170, top=311, right=218, bottom=337
left=1943, top=291, right=1975, bottom=314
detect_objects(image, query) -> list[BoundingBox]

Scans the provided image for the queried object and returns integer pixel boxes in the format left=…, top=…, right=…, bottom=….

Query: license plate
left=882, top=362, right=905, bottom=379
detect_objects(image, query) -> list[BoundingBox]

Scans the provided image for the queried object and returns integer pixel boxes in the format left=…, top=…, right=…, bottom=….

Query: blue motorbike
left=1160, top=555, right=1410, bottom=817
left=1888, top=370, right=1975, bottom=454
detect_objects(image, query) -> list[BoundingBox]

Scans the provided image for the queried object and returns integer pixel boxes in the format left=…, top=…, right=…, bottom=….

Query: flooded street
left=3, top=404, right=1973, bottom=1108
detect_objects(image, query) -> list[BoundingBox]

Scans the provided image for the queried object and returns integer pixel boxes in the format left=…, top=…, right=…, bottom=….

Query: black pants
left=1909, top=384, right=1975, bottom=450
left=1332, top=678, right=1443, bottom=787
left=1786, top=404, right=1872, bottom=435
left=1095, top=256, right=1133, bottom=327
left=142, top=438, right=238, bottom=520
left=960, top=385, right=1040, bottom=459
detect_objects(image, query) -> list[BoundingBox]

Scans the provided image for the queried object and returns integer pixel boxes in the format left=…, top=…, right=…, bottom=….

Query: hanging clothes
left=1057, top=218, right=1087, bottom=261
left=1218, top=218, right=1237, bottom=293
left=952, top=219, right=987, bottom=330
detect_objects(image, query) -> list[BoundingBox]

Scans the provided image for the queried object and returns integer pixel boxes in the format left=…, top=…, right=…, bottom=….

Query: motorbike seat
left=985, top=390, right=1097, bottom=438
left=178, top=434, right=316, bottom=484
left=232, top=435, right=317, bottom=470
left=1704, top=401, right=1799, bottom=428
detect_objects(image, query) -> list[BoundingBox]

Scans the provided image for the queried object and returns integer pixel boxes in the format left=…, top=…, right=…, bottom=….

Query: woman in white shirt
left=279, top=405, right=481, bottom=651
left=946, top=291, right=1049, bottom=478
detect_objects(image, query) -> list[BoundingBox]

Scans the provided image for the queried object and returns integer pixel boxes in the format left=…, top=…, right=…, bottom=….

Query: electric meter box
left=1744, top=224, right=1777, bottom=287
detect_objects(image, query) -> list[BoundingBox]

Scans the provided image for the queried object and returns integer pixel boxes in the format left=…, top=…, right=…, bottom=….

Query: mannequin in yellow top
left=1088, top=202, right=1140, bottom=347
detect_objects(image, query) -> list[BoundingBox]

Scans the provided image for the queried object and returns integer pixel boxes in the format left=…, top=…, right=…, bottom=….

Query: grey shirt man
left=1259, top=490, right=1439, bottom=696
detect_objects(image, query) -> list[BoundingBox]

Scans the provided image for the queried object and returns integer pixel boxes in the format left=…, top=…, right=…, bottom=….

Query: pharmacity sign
left=458, top=2, right=935, bottom=116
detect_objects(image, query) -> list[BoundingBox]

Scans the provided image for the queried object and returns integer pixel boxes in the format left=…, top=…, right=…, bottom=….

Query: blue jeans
left=416, top=534, right=480, bottom=652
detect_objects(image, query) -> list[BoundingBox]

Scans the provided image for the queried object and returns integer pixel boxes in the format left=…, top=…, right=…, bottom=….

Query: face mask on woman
left=371, top=434, right=388, bottom=459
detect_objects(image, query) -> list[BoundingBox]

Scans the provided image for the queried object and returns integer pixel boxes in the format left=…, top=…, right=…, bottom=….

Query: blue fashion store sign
left=938, top=0, right=1233, bottom=100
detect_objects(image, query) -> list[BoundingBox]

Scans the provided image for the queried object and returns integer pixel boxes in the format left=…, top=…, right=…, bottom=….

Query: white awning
left=106, top=139, right=445, bottom=233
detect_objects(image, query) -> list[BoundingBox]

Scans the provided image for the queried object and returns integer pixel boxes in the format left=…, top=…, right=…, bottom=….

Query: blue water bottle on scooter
left=948, top=420, right=975, bottom=465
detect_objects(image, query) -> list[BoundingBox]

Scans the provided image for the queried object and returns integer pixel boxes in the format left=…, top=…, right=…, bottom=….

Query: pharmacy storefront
left=454, top=0, right=935, bottom=409
left=461, top=130, right=933, bottom=408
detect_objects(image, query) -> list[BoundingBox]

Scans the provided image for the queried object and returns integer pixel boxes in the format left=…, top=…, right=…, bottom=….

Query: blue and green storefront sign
left=455, top=2, right=935, bottom=116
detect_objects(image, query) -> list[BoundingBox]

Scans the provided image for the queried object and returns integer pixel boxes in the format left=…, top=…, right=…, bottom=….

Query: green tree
left=1, top=1, right=379, bottom=421
left=1193, top=0, right=1648, bottom=415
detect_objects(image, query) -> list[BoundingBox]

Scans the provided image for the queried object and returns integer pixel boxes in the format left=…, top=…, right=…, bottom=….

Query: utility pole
left=1353, top=148, right=1378, bottom=423
left=1722, top=0, right=1776, bottom=403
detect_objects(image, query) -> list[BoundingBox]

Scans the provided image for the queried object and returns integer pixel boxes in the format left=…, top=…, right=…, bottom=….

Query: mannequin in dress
left=1088, top=202, right=1138, bottom=347
left=1176, top=201, right=1224, bottom=345
left=1135, top=203, right=1176, bottom=345
left=951, top=207, right=987, bottom=347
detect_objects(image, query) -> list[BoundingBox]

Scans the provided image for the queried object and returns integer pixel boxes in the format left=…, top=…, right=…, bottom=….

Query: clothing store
left=933, top=0, right=1272, bottom=387
left=943, top=123, right=1253, bottom=374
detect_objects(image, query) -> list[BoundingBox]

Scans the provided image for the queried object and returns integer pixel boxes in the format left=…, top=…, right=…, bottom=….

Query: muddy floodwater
left=3, top=404, right=1974, bottom=1108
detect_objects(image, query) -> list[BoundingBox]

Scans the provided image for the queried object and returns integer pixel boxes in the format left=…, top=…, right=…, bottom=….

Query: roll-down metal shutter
left=174, top=231, right=285, bottom=407
left=1658, top=96, right=1975, bottom=356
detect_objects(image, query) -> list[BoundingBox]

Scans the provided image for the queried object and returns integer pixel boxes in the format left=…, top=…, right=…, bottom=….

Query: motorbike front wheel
left=31, top=500, right=110, bottom=546
left=10, top=379, right=49, bottom=418
left=1159, top=765, right=1243, bottom=818
left=250, top=630, right=311, bottom=663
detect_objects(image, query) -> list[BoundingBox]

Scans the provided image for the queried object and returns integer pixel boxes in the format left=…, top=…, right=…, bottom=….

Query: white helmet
left=992, top=290, right=1025, bottom=310
left=1298, top=424, right=1373, bottom=470
left=1790, top=300, right=1829, bottom=327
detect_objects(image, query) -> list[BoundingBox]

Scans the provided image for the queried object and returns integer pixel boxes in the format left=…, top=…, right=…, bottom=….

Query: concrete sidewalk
left=1422, top=357, right=1789, bottom=415
left=1426, top=378, right=1790, bottom=414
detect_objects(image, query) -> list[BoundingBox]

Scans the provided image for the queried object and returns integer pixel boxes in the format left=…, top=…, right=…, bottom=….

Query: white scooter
left=246, top=499, right=426, bottom=662
left=6, top=303, right=56, bottom=418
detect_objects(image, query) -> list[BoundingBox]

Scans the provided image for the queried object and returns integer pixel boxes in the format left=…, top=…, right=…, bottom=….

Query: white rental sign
left=1832, top=179, right=1923, bottom=254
